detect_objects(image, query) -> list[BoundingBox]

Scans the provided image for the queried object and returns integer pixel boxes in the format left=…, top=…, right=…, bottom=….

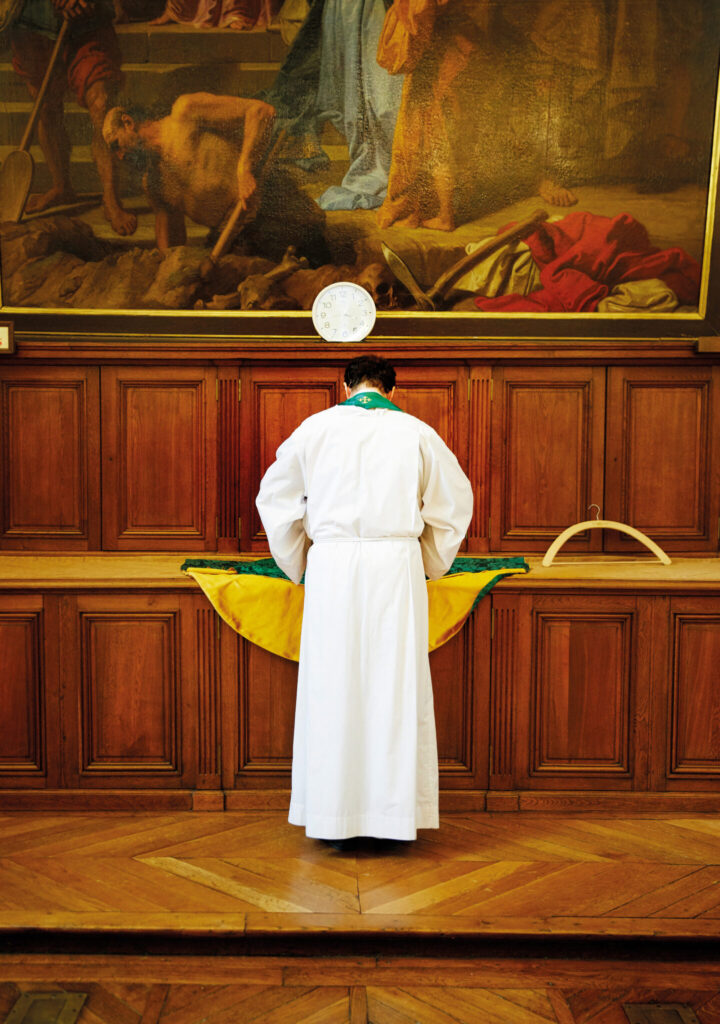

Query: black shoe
left=323, top=838, right=357, bottom=852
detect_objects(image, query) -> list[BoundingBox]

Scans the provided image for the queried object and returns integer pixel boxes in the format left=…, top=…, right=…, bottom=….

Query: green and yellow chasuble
left=183, top=556, right=529, bottom=662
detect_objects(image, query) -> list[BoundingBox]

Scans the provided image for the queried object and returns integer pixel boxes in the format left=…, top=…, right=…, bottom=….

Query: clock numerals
left=312, top=281, right=377, bottom=342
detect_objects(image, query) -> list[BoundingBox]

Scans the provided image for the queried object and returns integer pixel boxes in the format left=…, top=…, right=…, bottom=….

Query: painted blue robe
left=315, top=0, right=404, bottom=210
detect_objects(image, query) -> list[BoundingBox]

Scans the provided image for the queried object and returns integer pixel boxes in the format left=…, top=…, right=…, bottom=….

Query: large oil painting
left=0, top=0, right=718, bottom=317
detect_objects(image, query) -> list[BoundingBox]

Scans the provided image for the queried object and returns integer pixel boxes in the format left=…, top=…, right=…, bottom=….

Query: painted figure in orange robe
left=377, top=0, right=713, bottom=232
left=376, top=0, right=479, bottom=231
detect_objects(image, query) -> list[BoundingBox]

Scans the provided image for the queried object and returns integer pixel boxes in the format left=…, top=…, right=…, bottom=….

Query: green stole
left=342, top=391, right=403, bottom=412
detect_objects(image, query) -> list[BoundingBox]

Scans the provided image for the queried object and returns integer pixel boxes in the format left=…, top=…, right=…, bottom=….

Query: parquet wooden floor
left=2, top=811, right=720, bottom=939
left=3, top=967, right=720, bottom=1024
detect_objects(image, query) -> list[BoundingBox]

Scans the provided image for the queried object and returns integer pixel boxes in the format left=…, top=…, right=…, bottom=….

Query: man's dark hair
left=344, top=355, right=396, bottom=393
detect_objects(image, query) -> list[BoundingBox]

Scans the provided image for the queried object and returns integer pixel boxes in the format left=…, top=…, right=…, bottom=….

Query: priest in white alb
left=256, top=355, right=473, bottom=846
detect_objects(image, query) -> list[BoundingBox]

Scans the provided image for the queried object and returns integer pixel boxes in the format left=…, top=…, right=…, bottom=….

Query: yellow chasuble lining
left=185, top=566, right=526, bottom=662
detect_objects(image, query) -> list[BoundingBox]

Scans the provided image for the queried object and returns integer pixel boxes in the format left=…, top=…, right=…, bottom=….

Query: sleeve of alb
left=255, top=427, right=310, bottom=585
left=418, top=428, right=474, bottom=580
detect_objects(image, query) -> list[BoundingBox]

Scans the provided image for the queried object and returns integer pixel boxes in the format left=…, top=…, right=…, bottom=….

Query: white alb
left=256, top=395, right=473, bottom=840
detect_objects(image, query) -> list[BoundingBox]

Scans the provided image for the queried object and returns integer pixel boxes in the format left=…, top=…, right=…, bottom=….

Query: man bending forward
left=256, top=356, right=473, bottom=843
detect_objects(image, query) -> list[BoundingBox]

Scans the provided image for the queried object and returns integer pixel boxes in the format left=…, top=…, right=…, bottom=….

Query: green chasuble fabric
left=341, top=392, right=403, bottom=411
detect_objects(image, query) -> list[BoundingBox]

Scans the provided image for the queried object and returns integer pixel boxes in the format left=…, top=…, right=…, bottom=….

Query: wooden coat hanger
left=542, top=505, right=672, bottom=567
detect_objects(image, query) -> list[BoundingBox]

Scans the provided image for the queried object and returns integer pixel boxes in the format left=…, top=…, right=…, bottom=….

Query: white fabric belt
left=312, top=536, right=419, bottom=544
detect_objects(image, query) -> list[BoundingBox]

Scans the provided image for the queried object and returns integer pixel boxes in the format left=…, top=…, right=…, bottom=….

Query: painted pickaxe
left=381, top=208, right=549, bottom=311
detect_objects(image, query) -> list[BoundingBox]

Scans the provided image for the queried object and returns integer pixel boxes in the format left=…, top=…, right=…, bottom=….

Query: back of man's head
left=344, top=355, right=396, bottom=394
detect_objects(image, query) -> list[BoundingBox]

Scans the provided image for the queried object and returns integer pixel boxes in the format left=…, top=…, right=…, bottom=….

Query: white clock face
left=311, top=282, right=377, bottom=342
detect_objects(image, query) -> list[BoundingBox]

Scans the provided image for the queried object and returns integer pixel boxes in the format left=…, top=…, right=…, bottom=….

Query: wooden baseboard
left=515, top=791, right=720, bottom=812
left=0, top=790, right=194, bottom=811
left=1, top=789, right=719, bottom=813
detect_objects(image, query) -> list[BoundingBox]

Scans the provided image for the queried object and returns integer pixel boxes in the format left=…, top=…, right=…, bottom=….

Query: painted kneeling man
left=256, top=356, right=473, bottom=848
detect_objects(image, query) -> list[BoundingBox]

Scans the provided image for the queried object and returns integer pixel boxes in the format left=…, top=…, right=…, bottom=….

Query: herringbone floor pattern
left=3, top=976, right=720, bottom=1024
left=2, top=812, right=720, bottom=937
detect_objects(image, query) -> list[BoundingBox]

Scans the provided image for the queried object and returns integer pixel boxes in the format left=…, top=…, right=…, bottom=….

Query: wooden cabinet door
left=651, top=596, right=720, bottom=791
left=240, top=365, right=343, bottom=551
left=394, top=363, right=472, bottom=550
left=101, top=367, right=217, bottom=550
left=496, top=592, right=652, bottom=791
left=605, top=367, right=720, bottom=552
left=221, top=600, right=490, bottom=794
left=0, top=367, right=100, bottom=549
left=433, top=599, right=490, bottom=791
left=59, top=592, right=197, bottom=789
left=0, top=593, right=61, bottom=788
left=241, top=363, right=470, bottom=552
left=490, top=367, right=605, bottom=552
left=392, top=364, right=468, bottom=454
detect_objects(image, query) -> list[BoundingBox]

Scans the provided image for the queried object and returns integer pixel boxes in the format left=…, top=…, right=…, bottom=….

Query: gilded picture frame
left=1, top=0, right=719, bottom=341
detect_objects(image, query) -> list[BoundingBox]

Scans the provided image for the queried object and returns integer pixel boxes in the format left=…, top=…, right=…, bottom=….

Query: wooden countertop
left=0, top=553, right=718, bottom=589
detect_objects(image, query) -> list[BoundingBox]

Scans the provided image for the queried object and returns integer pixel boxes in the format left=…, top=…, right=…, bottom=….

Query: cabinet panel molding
left=491, top=367, right=605, bottom=551
left=511, top=595, right=650, bottom=790
left=80, top=611, right=180, bottom=774
left=669, top=610, right=720, bottom=778
left=489, top=596, right=530, bottom=789
left=196, top=605, right=221, bottom=785
left=102, top=367, right=217, bottom=550
left=227, top=603, right=488, bottom=791
left=217, top=367, right=241, bottom=551
left=533, top=612, right=632, bottom=774
left=605, top=367, right=720, bottom=551
left=60, top=593, right=196, bottom=789
left=233, top=639, right=296, bottom=787
left=0, top=368, right=100, bottom=549
left=0, top=609, right=44, bottom=776
left=241, top=367, right=341, bottom=549
left=468, top=369, right=492, bottom=550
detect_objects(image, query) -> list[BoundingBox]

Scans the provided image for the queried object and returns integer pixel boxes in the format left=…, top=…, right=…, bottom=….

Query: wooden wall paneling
left=490, top=366, right=606, bottom=552
left=433, top=598, right=490, bottom=790
left=225, top=598, right=490, bottom=792
left=240, top=365, right=342, bottom=551
left=194, top=597, right=221, bottom=790
left=655, top=596, right=720, bottom=790
left=489, top=594, right=532, bottom=790
left=393, top=363, right=470, bottom=547
left=59, top=592, right=197, bottom=789
left=101, top=367, right=217, bottom=550
left=392, top=364, right=468, bottom=452
left=513, top=594, right=651, bottom=790
left=0, top=366, right=100, bottom=550
left=231, top=637, right=297, bottom=788
left=217, top=365, right=241, bottom=553
left=219, top=613, right=240, bottom=791
left=467, top=367, right=492, bottom=551
left=605, top=366, right=720, bottom=552
left=0, top=593, right=61, bottom=788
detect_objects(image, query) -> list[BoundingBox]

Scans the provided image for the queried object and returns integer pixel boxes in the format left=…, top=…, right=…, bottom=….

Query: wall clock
left=311, top=282, right=377, bottom=342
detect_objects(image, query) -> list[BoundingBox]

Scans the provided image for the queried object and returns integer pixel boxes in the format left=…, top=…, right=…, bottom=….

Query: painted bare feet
left=25, top=187, right=79, bottom=214
left=227, top=16, right=255, bottom=29
left=104, top=202, right=137, bottom=235
left=149, top=10, right=173, bottom=24
left=538, top=178, right=577, bottom=206
left=422, top=214, right=455, bottom=231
